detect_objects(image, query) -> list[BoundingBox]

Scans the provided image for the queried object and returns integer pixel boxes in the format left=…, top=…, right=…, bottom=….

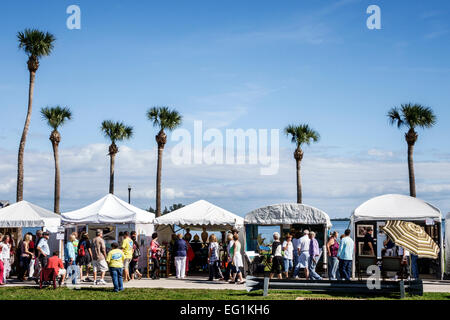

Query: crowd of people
left=266, top=227, right=420, bottom=281
left=268, top=229, right=355, bottom=281
left=168, top=229, right=245, bottom=284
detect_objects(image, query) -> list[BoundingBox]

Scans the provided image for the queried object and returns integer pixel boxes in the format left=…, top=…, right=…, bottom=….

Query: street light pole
left=128, top=184, right=131, bottom=204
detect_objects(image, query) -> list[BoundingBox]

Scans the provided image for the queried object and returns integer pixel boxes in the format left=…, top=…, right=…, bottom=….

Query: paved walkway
left=5, top=277, right=450, bottom=292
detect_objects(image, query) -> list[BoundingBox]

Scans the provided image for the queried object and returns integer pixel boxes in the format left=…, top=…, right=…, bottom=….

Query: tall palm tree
left=16, top=29, right=56, bottom=202
left=100, top=120, right=133, bottom=194
left=147, top=107, right=182, bottom=217
left=284, top=124, right=320, bottom=204
left=41, top=106, right=72, bottom=214
left=387, top=103, right=436, bottom=197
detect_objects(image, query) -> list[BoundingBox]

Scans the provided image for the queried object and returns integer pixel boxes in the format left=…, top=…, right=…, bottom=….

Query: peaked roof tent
left=154, top=200, right=244, bottom=231
left=245, top=203, right=332, bottom=228
left=61, top=193, right=154, bottom=224
left=351, top=194, right=441, bottom=223
left=0, top=200, right=61, bottom=232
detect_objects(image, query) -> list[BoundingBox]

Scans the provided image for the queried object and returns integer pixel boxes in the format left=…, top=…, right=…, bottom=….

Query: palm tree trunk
left=296, top=159, right=302, bottom=204
left=407, top=142, right=416, bottom=197
left=156, top=145, right=164, bottom=217
left=16, top=70, right=36, bottom=202
left=109, top=152, right=116, bottom=194
left=52, top=139, right=60, bottom=214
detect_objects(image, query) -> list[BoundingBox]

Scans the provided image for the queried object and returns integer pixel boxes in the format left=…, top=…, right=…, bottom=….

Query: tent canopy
left=0, top=201, right=61, bottom=231
left=61, top=194, right=154, bottom=224
left=352, top=194, right=441, bottom=223
left=154, top=200, right=244, bottom=231
left=245, top=203, right=332, bottom=228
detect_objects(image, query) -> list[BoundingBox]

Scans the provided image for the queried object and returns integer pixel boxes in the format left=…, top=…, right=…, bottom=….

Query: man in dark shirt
left=363, top=228, right=375, bottom=256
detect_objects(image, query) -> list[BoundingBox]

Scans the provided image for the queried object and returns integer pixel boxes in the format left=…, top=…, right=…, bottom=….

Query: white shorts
left=92, top=259, right=108, bottom=273
left=58, top=269, right=66, bottom=277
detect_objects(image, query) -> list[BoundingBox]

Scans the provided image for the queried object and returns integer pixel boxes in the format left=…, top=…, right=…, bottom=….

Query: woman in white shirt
left=0, top=234, right=12, bottom=283
left=282, top=234, right=294, bottom=279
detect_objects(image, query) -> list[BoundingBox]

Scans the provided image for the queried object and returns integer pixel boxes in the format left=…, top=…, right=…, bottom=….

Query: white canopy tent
left=154, top=200, right=244, bottom=244
left=61, top=193, right=154, bottom=224
left=154, top=200, right=244, bottom=231
left=61, top=194, right=155, bottom=268
left=351, top=194, right=441, bottom=223
left=245, top=203, right=332, bottom=228
left=350, top=194, right=444, bottom=279
left=0, top=200, right=61, bottom=232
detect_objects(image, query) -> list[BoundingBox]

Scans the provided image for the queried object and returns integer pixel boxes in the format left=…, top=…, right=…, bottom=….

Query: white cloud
left=0, top=143, right=449, bottom=218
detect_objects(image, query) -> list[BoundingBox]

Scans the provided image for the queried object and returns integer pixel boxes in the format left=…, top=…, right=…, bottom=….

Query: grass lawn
left=0, top=287, right=449, bottom=300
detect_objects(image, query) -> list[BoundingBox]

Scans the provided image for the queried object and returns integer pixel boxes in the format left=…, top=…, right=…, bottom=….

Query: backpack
left=78, top=241, right=86, bottom=257
left=132, top=242, right=141, bottom=259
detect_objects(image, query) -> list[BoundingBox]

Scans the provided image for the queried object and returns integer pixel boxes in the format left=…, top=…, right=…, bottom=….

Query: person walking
left=308, top=231, right=322, bottom=280
left=229, top=233, right=244, bottom=284
left=18, top=233, right=34, bottom=281
left=130, top=231, right=142, bottom=280
left=269, top=232, right=283, bottom=279
left=282, top=234, right=294, bottom=279
left=149, top=233, right=161, bottom=279
left=0, top=235, right=12, bottom=283
left=77, top=232, right=93, bottom=282
left=64, top=234, right=79, bottom=284
left=208, top=234, right=223, bottom=281
left=223, top=233, right=234, bottom=281
left=327, top=231, right=340, bottom=280
left=92, top=230, right=108, bottom=285
left=337, top=229, right=354, bottom=281
left=292, top=232, right=301, bottom=272
left=106, top=242, right=124, bottom=292
left=294, top=230, right=310, bottom=279
left=121, top=231, right=133, bottom=282
left=173, top=233, right=188, bottom=279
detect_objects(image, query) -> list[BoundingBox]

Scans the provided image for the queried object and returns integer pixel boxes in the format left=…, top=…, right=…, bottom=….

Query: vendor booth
left=154, top=200, right=245, bottom=277
left=61, top=194, right=155, bottom=269
left=350, top=194, right=444, bottom=279
left=244, top=203, right=332, bottom=275
left=0, top=200, right=62, bottom=263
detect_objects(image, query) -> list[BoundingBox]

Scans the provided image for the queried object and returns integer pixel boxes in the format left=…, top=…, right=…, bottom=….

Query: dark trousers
left=223, top=262, right=232, bottom=281
left=109, top=267, right=123, bottom=292
left=339, top=259, right=352, bottom=281
left=151, top=257, right=160, bottom=279
left=208, top=261, right=223, bottom=280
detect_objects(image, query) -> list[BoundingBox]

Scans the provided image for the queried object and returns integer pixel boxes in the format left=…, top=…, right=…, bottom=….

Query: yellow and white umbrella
left=381, top=220, right=440, bottom=259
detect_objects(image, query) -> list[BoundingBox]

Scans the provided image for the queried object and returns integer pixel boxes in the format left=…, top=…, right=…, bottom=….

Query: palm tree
left=16, top=29, right=56, bottom=202
left=284, top=124, right=320, bottom=204
left=387, top=103, right=436, bottom=197
left=147, top=106, right=182, bottom=217
left=100, top=120, right=133, bottom=194
left=41, top=106, right=72, bottom=214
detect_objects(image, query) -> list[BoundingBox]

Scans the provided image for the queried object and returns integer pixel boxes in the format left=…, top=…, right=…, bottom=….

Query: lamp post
left=128, top=184, right=131, bottom=204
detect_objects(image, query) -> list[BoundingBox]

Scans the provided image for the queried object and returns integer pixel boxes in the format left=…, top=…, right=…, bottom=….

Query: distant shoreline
left=330, top=218, right=350, bottom=221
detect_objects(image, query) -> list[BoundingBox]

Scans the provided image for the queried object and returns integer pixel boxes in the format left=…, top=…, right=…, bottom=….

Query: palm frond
left=284, top=124, right=320, bottom=147
left=40, top=106, right=72, bottom=130
left=387, top=107, right=404, bottom=128
left=101, top=120, right=134, bottom=143
left=147, top=106, right=182, bottom=131
left=17, top=29, right=55, bottom=58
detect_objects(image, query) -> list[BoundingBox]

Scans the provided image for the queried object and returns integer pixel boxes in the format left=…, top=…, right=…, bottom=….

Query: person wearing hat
left=37, top=231, right=51, bottom=268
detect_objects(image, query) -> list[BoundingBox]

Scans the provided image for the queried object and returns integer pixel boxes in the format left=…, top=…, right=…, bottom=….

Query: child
left=106, top=242, right=124, bottom=292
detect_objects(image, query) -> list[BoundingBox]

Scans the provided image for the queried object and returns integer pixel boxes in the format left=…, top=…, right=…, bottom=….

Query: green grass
left=0, top=287, right=449, bottom=300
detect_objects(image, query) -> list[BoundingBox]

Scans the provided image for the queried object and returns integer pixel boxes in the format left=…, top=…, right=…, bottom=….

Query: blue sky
left=0, top=0, right=449, bottom=217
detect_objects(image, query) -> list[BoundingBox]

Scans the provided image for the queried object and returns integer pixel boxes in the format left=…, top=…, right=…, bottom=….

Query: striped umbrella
left=381, top=220, right=440, bottom=259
